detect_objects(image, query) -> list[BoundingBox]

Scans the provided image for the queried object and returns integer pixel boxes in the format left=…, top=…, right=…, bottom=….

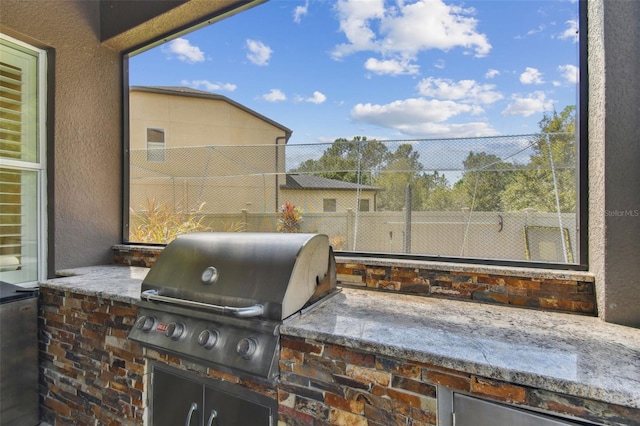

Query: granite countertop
left=39, top=266, right=639, bottom=409
left=282, top=288, right=640, bottom=410
left=39, top=265, right=148, bottom=303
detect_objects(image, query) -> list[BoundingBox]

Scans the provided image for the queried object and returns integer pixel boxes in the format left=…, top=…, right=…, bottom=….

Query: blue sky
left=129, top=0, right=579, bottom=145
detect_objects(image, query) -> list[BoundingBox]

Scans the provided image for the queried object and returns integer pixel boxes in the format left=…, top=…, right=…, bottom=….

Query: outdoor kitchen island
left=37, top=265, right=640, bottom=425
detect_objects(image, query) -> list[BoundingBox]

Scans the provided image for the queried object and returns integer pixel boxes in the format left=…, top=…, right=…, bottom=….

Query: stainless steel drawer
left=437, top=386, right=602, bottom=426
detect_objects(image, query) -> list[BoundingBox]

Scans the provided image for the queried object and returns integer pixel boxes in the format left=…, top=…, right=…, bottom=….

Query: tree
left=455, top=151, right=513, bottom=211
left=290, top=136, right=389, bottom=185
left=374, top=144, right=425, bottom=211
left=502, top=105, right=576, bottom=212
left=420, top=171, right=467, bottom=211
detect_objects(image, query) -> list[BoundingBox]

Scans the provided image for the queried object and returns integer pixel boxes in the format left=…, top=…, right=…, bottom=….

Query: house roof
left=281, top=174, right=382, bottom=191
left=130, top=85, right=292, bottom=140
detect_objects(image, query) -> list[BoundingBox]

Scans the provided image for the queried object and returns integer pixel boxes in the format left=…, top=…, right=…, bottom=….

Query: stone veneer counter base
left=38, top=266, right=639, bottom=422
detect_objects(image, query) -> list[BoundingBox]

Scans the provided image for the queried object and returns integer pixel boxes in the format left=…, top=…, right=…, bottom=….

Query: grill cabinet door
left=204, top=385, right=273, bottom=426
left=152, top=368, right=203, bottom=426
left=452, top=393, right=585, bottom=426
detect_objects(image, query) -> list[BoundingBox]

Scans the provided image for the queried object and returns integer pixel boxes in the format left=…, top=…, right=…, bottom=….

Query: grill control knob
left=197, top=330, right=220, bottom=349
left=135, top=315, right=155, bottom=332
left=165, top=322, right=186, bottom=341
left=236, top=337, right=258, bottom=359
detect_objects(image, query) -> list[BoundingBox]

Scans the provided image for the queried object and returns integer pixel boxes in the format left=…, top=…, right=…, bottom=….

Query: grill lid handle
left=141, top=289, right=265, bottom=318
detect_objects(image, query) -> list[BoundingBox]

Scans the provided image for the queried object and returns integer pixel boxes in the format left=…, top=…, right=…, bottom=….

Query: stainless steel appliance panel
left=141, top=232, right=331, bottom=320
left=0, top=282, right=39, bottom=426
left=129, top=232, right=337, bottom=379
left=151, top=364, right=276, bottom=426
left=437, top=386, right=601, bottom=426
left=453, top=393, right=587, bottom=426
left=152, top=367, right=203, bottom=426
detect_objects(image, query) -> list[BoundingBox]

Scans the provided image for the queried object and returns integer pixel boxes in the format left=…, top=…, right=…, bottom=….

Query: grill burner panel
left=131, top=307, right=280, bottom=378
left=128, top=232, right=337, bottom=379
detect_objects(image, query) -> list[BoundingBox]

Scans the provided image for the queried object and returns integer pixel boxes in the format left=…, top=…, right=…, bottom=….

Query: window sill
left=112, top=244, right=596, bottom=316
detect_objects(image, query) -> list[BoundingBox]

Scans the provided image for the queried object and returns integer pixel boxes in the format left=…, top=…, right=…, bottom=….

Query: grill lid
left=140, top=232, right=334, bottom=320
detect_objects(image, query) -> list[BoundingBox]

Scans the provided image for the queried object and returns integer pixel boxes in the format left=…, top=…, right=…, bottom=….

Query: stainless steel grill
left=128, top=232, right=338, bottom=379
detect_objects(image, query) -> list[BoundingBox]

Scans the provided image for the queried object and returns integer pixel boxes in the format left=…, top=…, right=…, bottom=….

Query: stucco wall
left=130, top=90, right=288, bottom=149
left=280, top=189, right=376, bottom=213
left=129, top=90, right=288, bottom=213
left=588, top=0, right=640, bottom=327
left=1, top=0, right=123, bottom=271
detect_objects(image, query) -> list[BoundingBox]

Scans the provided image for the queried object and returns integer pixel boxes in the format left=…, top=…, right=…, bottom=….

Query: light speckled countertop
left=39, top=266, right=639, bottom=409
left=282, top=288, right=640, bottom=410
left=39, top=265, right=148, bottom=303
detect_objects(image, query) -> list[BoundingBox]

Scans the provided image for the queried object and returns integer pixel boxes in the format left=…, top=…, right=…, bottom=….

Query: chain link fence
left=129, top=133, right=578, bottom=264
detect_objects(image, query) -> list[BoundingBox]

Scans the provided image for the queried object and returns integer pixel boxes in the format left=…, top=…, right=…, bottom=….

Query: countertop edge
left=280, top=324, right=638, bottom=409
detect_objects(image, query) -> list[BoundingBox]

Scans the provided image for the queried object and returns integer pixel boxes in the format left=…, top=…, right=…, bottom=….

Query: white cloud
left=351, top=98, right=473, bottom=127
left=527, top=24, right=545, bottom=36
left=417, top=77, right=503, bottom=105
left=162, top=38, right=205, bottom=63
left=331, top=0, right=491, bottom=63
left=331, top=0, right=384, bottom=60
left=434, top=59, right=446, bottom=69
left=293, top=0, right=309, bottom=23
left=181, top=80, right=236, bottom=92
left=262, top=89, right=287, bottom=102
left=398, top=122, right=499, bottom=138
left=557, top=19, right=578, bottom=43
left=349, top=97, right=500, bottom=138
left=297, top=91, right=327, bottom=104
left=558, top=64, right=579, bottom=84
left=383, top=0, right=491, bottom=57
left=520, top=67, right=544, bottom=85
left=502, top=91, right=554, bottom=117
left=246, top=39, right=273, bottom=66
left=485, top=68, right=500, bottom=79
left=364, top=58, right=419, bottom=76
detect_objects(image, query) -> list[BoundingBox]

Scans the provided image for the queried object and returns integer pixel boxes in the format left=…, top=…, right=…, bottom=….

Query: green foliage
left=502, top=106, right=576, bottom=212
left=289, top=106, right=577, bottom=214
left=375, top=144, right=425, bottom=211
left=456, top=151, right=514, bottom=211
left=277, top=201, right=303, bottom=233
left=129, top=199, right=210, bottom=243
left=421, top=172, right=467, bottom=211
left=291, top=136, right=388, bottom=185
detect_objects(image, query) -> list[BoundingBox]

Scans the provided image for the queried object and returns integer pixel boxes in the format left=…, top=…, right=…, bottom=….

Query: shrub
left=277, top=201, right=303, bottom=233
left=129, top=199, right=210, bottom=243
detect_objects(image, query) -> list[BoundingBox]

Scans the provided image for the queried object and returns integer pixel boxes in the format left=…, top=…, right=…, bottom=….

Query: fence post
left=347, top=208, right=354, bottom=250
left=241, top=209, right=248, bottom=231
left=404, top=184, right=412, bottom=254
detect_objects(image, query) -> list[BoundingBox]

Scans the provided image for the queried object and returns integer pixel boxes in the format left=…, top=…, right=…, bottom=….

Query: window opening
left=125, top=0, right=583, bottom=268
left=323, top=199, right=336, bottom=213
left=0, top=34, right=47, bottom=285
left=146, top=128, right=165, bottom=162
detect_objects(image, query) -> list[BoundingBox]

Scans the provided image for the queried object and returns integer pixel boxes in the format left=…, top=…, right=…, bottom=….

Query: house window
left=0, top=35, right=47, bottom=285
left=359, top=199, right=370, bottom=212
left=323, top=199, right=336, bottom=212
left=146, top=128, right=165, bottom=162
